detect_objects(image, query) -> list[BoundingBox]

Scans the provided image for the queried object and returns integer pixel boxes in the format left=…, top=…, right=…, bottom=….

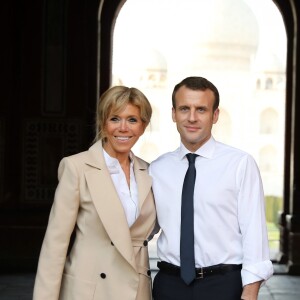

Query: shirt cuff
left=241, top=260, right=274, bottom=286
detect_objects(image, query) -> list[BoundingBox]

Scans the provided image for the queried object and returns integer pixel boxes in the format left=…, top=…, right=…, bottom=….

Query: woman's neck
left=103, top=144, right=131, bottom=186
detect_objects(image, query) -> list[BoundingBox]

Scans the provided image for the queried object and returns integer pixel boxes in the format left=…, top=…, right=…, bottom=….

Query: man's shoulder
left=215, top=140, right=249, bottom=156
left=214, top=140, right=257, bottom=166
left=150, top=149, right=178, bottom=167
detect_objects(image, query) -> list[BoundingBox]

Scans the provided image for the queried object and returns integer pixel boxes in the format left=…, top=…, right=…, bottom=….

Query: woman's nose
left=119, top=120, right=128, bottom=131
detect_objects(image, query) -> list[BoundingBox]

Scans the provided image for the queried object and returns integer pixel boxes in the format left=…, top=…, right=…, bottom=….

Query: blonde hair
left=94, top=86, right=152, bottom=142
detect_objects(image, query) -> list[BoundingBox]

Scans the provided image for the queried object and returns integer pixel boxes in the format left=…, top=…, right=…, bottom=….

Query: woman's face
left=103, top=103, right=146, bottom=158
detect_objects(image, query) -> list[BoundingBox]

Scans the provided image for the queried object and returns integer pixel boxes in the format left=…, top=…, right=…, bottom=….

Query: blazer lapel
left=133, top=156, right=152, bottom=212
left=84, top=142, right=137, bottom=271
left=130, top=156, right=155, bottom=236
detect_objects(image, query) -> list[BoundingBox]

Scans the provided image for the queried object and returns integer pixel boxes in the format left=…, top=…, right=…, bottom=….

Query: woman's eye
left=129, top=118, right=138, bottom=123
left=110, top=117, right=119, bottom=122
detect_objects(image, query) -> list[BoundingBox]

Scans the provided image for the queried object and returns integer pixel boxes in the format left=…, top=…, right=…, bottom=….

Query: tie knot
left=186, top=153, right=198, bottom=164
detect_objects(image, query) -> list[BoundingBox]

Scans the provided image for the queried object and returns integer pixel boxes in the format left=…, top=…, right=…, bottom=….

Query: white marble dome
left=254, top=49, right=285, bottom=73
left=131, top=48, right=167, bottom=72
left=188, top=0, right=260, bottom=71
left=197, top=0, right=259, bottom=47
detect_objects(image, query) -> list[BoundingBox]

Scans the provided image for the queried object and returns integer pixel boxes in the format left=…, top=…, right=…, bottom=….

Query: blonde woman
left=33, top=86, right=156, bottom=300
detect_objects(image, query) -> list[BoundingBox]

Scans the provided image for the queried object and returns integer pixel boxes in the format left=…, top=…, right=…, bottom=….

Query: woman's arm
left=33, top=157, right=80, bottom=300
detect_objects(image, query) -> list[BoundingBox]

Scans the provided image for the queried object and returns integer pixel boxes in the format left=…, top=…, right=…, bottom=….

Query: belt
left=157, top=261, right=242, bottom=279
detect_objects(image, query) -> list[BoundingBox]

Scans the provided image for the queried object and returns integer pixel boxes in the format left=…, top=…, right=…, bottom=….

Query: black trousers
left=153, top=269, right=243, bottom=300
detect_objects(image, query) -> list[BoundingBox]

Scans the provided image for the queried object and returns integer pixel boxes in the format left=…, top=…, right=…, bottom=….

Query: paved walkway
left=0, top=240, right=299, bottom=299
left=0, top=265, right=299, bottom=299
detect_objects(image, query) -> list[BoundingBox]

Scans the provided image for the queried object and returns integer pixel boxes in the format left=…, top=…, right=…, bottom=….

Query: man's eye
left=179, top=107, right=189, bottom=112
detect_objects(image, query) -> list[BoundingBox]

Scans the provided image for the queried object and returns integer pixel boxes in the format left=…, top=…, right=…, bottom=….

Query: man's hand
left=241, top=281, right=262, bottom=300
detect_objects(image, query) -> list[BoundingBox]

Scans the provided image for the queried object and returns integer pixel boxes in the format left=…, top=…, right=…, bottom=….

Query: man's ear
left=172, top=107, right=176, bottom=122
left=213, top=108, right=219, bottom=124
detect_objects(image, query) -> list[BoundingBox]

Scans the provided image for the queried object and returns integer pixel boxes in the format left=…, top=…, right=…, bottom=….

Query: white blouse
left=103, top=150, right=139, bottom=227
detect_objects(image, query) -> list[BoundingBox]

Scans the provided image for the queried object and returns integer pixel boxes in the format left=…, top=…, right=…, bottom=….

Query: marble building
left=112, top=0, right=286, bottom=197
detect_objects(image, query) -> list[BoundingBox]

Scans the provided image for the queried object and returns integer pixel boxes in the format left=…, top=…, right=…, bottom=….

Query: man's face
left=172, top=86, right=219, bottom=152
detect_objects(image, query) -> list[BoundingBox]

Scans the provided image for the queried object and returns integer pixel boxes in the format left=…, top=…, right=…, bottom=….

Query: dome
left=254, top=49, right=285, bottom=73
left=187, top=0, right=260, bottom=71
left=132, top=48, right=167, bottom=72
left=196, top=0, right=259, bottom=48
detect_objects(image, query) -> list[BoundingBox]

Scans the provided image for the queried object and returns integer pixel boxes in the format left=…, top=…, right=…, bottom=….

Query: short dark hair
left=172, top=76, right=220, bottom=111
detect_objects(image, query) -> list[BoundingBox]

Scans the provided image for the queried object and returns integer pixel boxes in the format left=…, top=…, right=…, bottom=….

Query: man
left=149, top=76, right=273, bottom=300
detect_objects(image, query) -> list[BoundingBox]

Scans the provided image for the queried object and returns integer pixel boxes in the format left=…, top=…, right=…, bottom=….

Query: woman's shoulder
left=64, top=141, right=102, bottom=164
left=133, top=154, right=149, bottom=169
left=58, top=147, right=98, bottom=176
left=64, top=149, right=90, bottom=163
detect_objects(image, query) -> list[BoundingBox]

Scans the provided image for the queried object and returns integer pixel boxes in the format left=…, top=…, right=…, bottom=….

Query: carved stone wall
left=0, top=118, right=4, bottom=201
left=22, top=119, right=82, bottom=203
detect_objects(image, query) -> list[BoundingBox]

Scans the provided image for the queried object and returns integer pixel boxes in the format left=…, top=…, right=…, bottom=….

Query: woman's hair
left=94, top=86, right=152, bottom=142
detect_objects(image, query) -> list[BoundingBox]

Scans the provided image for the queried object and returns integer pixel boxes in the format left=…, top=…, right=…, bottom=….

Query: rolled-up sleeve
left=237, top=155, right=274, bottom=286
left=242, top=260, right=274, bottom=285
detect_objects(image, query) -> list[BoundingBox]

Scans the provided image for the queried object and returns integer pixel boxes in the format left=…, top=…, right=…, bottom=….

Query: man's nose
left=188, top=110, right=196, bottom=122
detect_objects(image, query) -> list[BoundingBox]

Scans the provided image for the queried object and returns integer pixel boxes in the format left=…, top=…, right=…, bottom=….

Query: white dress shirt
left=149, top=137, right=273, bottom=286
left=103, top=150, right=139, bottom=227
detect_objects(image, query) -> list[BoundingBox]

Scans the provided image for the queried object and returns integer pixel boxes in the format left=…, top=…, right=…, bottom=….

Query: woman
left=33, top=86, right=156, bottom=300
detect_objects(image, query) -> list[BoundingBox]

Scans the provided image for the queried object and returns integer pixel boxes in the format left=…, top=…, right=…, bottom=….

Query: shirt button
left=147, top=270, right=151, bottom=276
left=111, top=241, right=114, bottom=246
left=100, top=273, right=106, bottom=279
left=143, top=240, right=148, bottom=246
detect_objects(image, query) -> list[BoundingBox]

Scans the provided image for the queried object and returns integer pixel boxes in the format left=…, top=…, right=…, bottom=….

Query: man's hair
left=172, top=76, right=220, bottom=111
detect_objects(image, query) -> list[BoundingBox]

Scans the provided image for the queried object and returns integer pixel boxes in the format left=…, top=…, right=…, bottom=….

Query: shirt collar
left=178, top=136, right=216, bottom=160
left=103, top=149, right=134, bottom=174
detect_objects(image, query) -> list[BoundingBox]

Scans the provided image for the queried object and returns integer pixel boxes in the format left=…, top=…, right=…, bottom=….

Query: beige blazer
left=33, top=141, right=156, bottom=300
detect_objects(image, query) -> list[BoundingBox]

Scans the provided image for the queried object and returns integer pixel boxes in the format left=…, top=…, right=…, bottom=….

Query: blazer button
left=111, top=241, right=114, bottom=246
left=100, top=273, right=106, bottom=279
left=143, top=240, right=148, bottom=246
left=147, top=270, right=151, bottom=276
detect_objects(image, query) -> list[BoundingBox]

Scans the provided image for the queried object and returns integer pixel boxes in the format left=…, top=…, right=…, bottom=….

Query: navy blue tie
left=180, top=153, right=198, bottom=285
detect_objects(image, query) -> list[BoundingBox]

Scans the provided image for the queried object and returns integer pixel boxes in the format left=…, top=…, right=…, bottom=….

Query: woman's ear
left=142, top=122, right=148, bottom=134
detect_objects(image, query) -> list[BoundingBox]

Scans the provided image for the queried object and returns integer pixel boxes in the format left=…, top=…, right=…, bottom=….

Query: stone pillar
left=286, top=0, right=300, bottom=273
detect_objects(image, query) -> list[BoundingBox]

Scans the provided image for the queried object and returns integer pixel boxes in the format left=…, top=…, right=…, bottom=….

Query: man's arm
left=241, top=281, right=262, bottom=300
